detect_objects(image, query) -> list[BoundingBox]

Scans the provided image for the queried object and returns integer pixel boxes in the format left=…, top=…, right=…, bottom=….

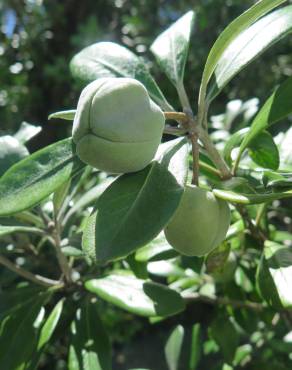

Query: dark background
left=1, top=0, right=292, bottom=148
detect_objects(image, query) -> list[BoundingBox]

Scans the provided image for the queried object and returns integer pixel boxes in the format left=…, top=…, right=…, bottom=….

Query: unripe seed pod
left=164, top=185, right=231, bottom=256
left=72, top=77, right=165, bottom=173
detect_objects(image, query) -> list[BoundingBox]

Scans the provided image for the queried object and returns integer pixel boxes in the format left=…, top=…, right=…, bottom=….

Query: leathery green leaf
left=70, top=41, right=172, bottom=111
left=0, top=138, right=85, bottom=216
left=82, top=137, right=188, bottom=263
left=85, top=274, right=185, bottom=317
left=150, top=11, right=195, bottom=86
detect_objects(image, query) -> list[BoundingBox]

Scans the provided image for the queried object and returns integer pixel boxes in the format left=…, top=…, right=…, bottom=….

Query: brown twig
left=199, top=128, right=233, bottom=180
left=164, top=111, right=189, bottom=124
left=0, top=254, right=61, bottom=287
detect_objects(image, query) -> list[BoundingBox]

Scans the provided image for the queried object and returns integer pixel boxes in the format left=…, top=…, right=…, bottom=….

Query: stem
left=232, top=153, right=242, bottom=176
left=237, top=205, right=267, bottom=243
left=52, top=211, right=72, bottom=284
left=164, top=111, right=189, bottom=124
left=199, top=160, right=221, bottom=178
left=190, top=132, right=200, bottom=186
left=185, top=110, right=199, bottom=186
left=177, top=81, right=192, bottom=111
left=199, top=128, right=232, bottom=180
left=183, top=292, right=264, bottom=312
left=255, top=203, right=268, bottom=227
left=0, top=255, right=61, bottom=287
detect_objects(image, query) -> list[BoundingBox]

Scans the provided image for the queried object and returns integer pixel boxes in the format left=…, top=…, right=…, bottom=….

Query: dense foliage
left=1, top=1, right=292, bottom=370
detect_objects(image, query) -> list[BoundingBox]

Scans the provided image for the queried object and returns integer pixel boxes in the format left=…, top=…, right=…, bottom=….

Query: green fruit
left=164, top=185, right=231, bottom=256
left=72, top=77, right=165, bottom=173
left=212, top=252, right=237, bottom=283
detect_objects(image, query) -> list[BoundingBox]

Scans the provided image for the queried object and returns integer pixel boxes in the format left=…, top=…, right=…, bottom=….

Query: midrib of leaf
left=88, top=56, right=129, bottom=78
left=106, top=167, right=153, bottom=248
left=88, top=56, right=171, bottom=110
left=170, top=30, right=179, bottom=83
left=10, top=155, right=76, bottom=194
left=106, top=142, right=181, bottom=250
left=215, top=10, right=291, bottom=87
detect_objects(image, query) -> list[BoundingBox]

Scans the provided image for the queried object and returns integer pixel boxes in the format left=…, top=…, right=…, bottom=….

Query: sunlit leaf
left=85, top=274, right=185, bottom=317
left=70, top=42, right=172, bottom=110
left=48, top=110, right=76, bottom=121
left=198, top=0, right=284, bottom=112
left=27, top=299, right=64, bottom=370
left=207, top=6, right=292, bottom=101
left=151, top=11, right=195, bottom=86
left=213, top=188, right=292, bottom=204
left=165, top=325, right=184, bottom=370
left=0, top=138, right=85, bottom=216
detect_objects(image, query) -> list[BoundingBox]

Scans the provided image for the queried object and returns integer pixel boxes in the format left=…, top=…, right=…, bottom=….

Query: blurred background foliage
left=1, top=0, right=292, bottom=148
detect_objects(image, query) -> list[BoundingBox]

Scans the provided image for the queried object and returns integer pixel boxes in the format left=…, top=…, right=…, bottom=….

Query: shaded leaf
left=223, top=128, right=248, bottom=166
left=126, top=253, right=148, bottom=279
left=70, top=42, right=172, bottom=110
left=0, top=225, right=43, bottom=238
left=53, top=180, right=71, bottom=215
left=0, top=285, right=42, bottom=321
left=224, top=128, right=279, bottom=170
left=0, top=293, right=47, bottom=370
left=68, top=299, right=112, bottom=370
left=150, top=11, right=195, bottom=86
left=262, top=170, right=292, bottom=190
left=27, top=299, right=64, bottom=370
left=0, top=138, right=85, bottom=216
left=62, top=178, right=113, bottom=226
left=82, top=137, right=188, bottom=263
left=248, top=131, right=279, bottom=170
left=210, top=313, right=239, bottom=364
left=85, top=274, right=185, bottom=317
left=238, top=75, right=292, bottom=162
left=189, top=324, right=201, bottom=370
left=165, top=325, right=184, bottom=370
